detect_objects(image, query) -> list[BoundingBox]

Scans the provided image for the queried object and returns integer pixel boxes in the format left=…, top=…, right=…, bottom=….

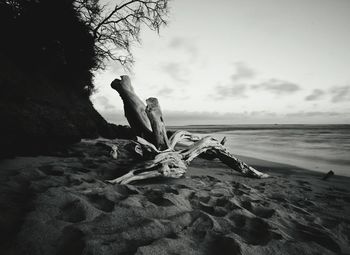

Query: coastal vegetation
left=0, top=0, right=168, bottom=156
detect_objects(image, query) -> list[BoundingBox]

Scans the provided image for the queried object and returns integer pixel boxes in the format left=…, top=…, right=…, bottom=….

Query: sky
left=91, top=0, right=350, bottom=125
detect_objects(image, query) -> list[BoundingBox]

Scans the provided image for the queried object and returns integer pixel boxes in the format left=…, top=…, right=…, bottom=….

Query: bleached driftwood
left=111, top=76, right=153, bottom=141
left=145, top=97, right=170, bottom=150
left=108, top=151, right=186, bottom=184
left=108, top=135, right=268, bottom=184
left=108, top=76, right=269, bottom=184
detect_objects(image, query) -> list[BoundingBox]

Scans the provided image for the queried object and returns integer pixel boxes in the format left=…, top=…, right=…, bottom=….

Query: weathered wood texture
left=111, top=76, right=153, bottom=141
left=146, top=97, right=170, bottom=150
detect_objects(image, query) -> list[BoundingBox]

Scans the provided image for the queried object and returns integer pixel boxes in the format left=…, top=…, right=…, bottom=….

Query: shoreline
left=237, top=154, right=350, bottom=179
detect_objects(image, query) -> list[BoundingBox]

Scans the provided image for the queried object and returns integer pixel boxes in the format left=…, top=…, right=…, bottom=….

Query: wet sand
left=0, top=139, right=349, bottom=254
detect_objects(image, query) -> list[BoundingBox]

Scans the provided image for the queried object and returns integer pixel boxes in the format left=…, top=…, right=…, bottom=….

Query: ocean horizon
left=169, top=124, right=350, bottom=177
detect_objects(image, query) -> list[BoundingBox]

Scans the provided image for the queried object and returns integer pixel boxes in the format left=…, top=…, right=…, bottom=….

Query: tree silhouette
left=0, top=0, right=169, bottom=94
left=74, top=0, right=169, bottom=68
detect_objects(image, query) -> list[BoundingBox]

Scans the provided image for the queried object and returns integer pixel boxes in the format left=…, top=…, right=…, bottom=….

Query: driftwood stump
left=146, top=97, right=170, bottom=150
left=111, top=76, right=153, bottom=142
left=108, top=76, right=269, bottom=184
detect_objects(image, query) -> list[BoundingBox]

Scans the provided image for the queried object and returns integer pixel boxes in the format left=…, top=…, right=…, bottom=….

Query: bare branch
left=74, top=0, right=169, bottom=68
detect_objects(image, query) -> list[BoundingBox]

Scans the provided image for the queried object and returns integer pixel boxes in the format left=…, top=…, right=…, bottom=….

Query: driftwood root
left=107, top=76, right=269, bottom=184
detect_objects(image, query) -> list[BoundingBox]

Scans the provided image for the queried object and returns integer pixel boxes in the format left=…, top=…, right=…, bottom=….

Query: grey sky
left=92, top=0, right=350, bottom=125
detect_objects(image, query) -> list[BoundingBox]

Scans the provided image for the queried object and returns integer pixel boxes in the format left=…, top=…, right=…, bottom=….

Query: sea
left=170, top=125, right=350, bottom=177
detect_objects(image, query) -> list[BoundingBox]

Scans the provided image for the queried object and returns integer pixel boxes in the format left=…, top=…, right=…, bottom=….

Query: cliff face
left=0, top=60, right=130, bottom=157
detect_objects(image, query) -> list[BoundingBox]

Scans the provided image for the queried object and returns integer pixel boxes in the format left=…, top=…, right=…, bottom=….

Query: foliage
left=0, top=0, right=169, bottom=95
left=74, top=0, right=169, bottom=69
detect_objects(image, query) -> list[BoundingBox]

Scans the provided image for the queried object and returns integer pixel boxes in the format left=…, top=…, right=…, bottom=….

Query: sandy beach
left=0, top=138, right=349, bottom=255
left=2, top=0, right=350, bottom=254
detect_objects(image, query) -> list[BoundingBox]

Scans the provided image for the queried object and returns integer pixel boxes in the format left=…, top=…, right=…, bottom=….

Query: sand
left=0, top=139, right=349, bottom=255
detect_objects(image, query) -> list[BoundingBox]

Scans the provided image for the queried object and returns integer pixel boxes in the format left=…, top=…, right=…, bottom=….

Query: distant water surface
left=170, top=125, right=350, bottom=177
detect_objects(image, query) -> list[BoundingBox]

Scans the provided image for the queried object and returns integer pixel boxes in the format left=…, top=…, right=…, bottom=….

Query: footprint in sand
left=38, top=165, right=65, bottom=176
left=254, top=182, right=266, bottom=192
left=269, top=193, right=288, bottom=203
left=240, top=200, right=275, bottom=218
left=209, top=235, right=242, bottom=255
left=86, top=193, right=115, bottom=212
left=198, top=201, right=228, bottom=217
left=293, top=220, right=341, bottom=254
left=144, top=189, right=175, bottom=207
left=296, top=180, right=310, bottom=186
left=56, top=227, right=86, bottom=255
left=238, top=217, right=280, bottom=245
left=227, top=211, right=282, bottom=245
left=57, top=200, right=86, bottom=223
left=112, top=184, right=140, bottom=196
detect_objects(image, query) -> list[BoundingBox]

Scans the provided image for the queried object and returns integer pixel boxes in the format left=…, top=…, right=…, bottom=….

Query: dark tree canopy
left=0, top=0, right=169, bottom=95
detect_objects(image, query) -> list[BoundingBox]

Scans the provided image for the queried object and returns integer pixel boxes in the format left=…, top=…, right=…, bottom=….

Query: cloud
left=280, top=111, right=350, bottom=124
left=160, top=110, right=350, bottom=125
left=220, top=64, right=298, bottom=97
left=162, top=110, right=277, bottom=125
left=93, top=95, right=117, bottom=111
left=215, top=84, right=247, bottom=99
left=304, top=86, right=350, bottom=103
left=285, top=111, right=341, bottom=117
left=157, top=87, right=174, bottom=97
left=305, top=89, right=325, bottom=101
left=231, top=62, right=256, bottom=81
left=252, top=79, right=300, bottom=94
left=161, top=62, right=189, bottom=83
left=212, top=63, right=255, bottom=99
left=330, top=85, right=350, bottom=103
left=249, top=111, right=277, bottom=117
left=168, top=37, right=198, bottom=60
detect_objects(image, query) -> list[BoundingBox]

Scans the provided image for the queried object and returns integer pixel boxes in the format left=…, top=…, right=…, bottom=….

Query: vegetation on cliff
left=0, top=0, right=169, bottom=156
left=1, top=0, right=168, bottom=95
